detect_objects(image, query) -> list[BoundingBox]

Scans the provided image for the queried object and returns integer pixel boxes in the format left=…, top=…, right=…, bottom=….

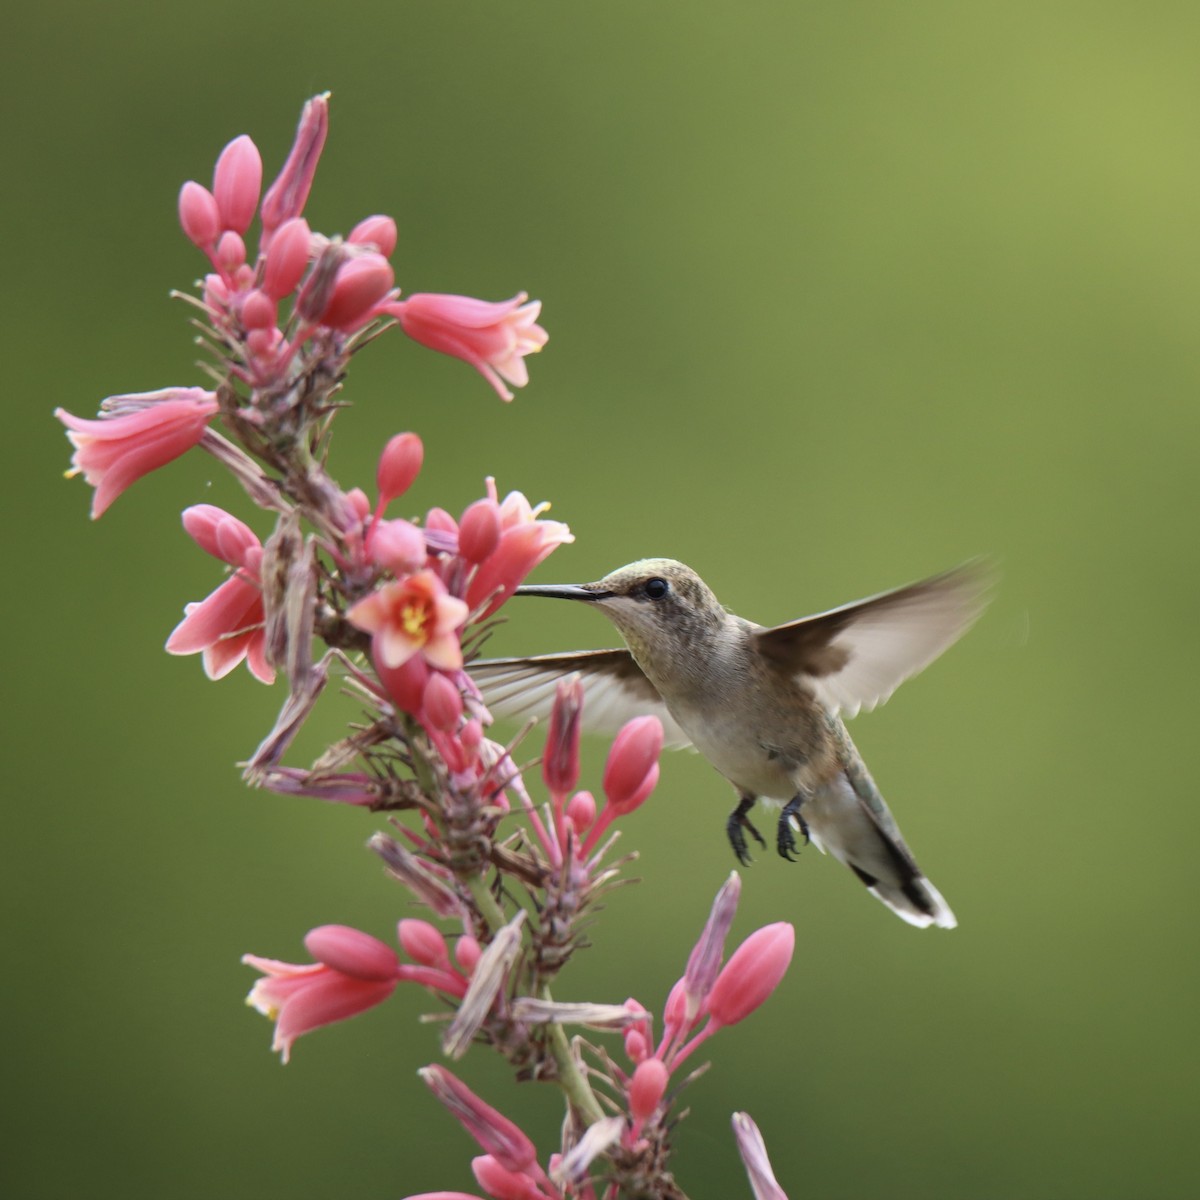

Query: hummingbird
left=469, top=560, right=988, bottom=929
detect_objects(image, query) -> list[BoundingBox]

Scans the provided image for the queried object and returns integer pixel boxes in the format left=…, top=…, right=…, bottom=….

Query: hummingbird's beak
left=515, top=583, right=609, bottom=602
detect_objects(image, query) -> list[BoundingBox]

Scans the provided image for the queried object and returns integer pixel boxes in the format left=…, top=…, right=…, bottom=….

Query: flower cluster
left=55, top=96, right=792, bottom=1199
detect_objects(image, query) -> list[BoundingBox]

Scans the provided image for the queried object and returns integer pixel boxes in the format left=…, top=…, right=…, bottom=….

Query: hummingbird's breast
left=638, top=623, right=836, bottom=802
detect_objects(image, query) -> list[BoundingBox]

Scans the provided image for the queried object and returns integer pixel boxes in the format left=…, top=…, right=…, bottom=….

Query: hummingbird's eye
left=643, top=577, right=670, bottom=600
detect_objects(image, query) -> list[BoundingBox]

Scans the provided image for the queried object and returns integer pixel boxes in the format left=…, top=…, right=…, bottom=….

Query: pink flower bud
left=543, top=676, right=583, bottom=799
left=303, top=924, right=399, bottom=982
left=348, top=214, right=398, bottom=257
left=178, top=181, right=220, bottom=249
left=344, top=488, right=371, bottom=523
left=425, top=507, right=459, bottom=538
left=629, top=1057, right=670, bottom=1121
left=246, top=328, right=282, bottom=364
left=320, top=252, right=394, bottom=331
left=471, top=1156, right=544, bottom=1200
left=261, top=93, right=328, bottom=236
left=455, top=935, right=481, bottom=975
left=602, top=716, right=663, bottom=814
left=203, top=273, right=230, bottom=310
left=240, top=289, right=276, bottom=330
left=369, top=518, right=426, bottom=575
left=398, top=919, right=451, bottom=970
left=705, top=923, right=795, bottom=1030
left=373, top=640, right=429, bottom=717
left=457, top=498, right=501, bottom=564
left=419, top=1065, right=538, bottom=1173
left=212, top=134, right=262, bottom=235
left=216, top=231, right=247, bottom=274
left=566, top=790, right=596, bottom=834
left=459, top=720, right=483, bottom=765
left=663, top=977, right=690, bottom=1034
left=377, top=432, right=424, bottom=506
left=261, top=217, right=312, bottom=300
left=624, top=1027, right=648, bottom=1064
left=423, top=672, right=463, bottom=732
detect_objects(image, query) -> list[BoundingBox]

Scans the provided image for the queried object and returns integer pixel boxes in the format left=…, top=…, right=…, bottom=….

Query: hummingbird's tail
left=804, top=774, right=957, bottom=929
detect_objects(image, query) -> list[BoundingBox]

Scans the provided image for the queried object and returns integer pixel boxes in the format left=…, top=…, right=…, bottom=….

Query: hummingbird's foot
left=727, top=794, right=766, bottom=866
left=776, top=794, right=810, bottom=862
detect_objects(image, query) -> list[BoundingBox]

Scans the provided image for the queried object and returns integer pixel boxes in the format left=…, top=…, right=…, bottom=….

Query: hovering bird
left=469, top=560, right=988, bottom=928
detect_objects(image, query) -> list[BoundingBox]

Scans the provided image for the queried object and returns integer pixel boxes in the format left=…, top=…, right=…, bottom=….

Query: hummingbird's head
left=517, top=558, right=726, bottom=663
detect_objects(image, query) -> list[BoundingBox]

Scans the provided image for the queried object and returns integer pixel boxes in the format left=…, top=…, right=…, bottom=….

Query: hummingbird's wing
left=468, top=649, right=694, bottom=748
left=753, top=564, right=989, bottom=718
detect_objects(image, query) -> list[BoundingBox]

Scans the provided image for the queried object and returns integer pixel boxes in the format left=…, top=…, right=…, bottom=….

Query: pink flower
left=347, top=570, right=469, bottom=672
left=704, top=922, right=795, bottom=1030
left=55, top=389, right=218, bottom=518
left=464, top=487, right=573, bottom=621
left=388, top=292, right=548, bottom=401
left=165, top=505, right=274, bottom=684
left=242, top=924, right=399, bottom=1063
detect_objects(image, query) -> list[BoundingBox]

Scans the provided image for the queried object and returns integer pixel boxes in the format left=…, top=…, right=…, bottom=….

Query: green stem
left=542, top=984, right=605, bottom=1125
left=466, top=872, right=508, bottom=932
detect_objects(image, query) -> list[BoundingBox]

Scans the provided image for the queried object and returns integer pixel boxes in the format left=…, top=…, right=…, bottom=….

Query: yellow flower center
left=400, top=601, right=429, bottom=642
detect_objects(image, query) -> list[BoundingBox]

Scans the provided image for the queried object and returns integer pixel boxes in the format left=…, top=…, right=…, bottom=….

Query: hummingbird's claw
left=777, top=795, right=810, bottom=862
left=727, top=794, right=766, bottom=865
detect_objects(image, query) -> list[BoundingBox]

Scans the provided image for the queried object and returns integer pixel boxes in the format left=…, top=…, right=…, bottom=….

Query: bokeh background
left=6, top=3, right=1199, bottom=1198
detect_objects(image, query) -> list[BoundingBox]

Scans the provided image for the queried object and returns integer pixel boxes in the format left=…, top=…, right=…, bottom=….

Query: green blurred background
left=6, top=3, right=1199, bottom=1197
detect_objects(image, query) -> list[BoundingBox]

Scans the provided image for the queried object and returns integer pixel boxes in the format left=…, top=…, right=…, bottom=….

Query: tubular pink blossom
left=348, top=214, right=398, bottom=257
left=705, top=923, right=795, bottom=1030
left=602, top=716, right=664, bottom=814
left=243, top=951, right=397, bottom=1064
left=542, top=676, right=584, bottom=800
left=261, top=217, right=312, bottom=300
left=212, top=135, right=262, bottom=235
left=387, top=292, right=548, bottom=401
left=465, top=510, right=574, bottom=620
left=419, top=1065, right=539, bottom=1174
left=348, top=571, right=468, bottom=672
left=377, top=432, right=424, bottom=506
left=55, top=391, right=219, bottom=518
left=178, top=181, right=220, bottom=249
left=261, top=93, right=329, bottom=236
left=320, top=253, right=395, bottom=331
left=167, top=506, right=273, bottom=683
